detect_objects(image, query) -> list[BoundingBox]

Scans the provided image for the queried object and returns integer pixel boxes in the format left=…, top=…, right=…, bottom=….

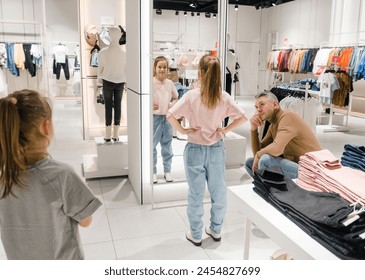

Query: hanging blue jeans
left=184, top=140, right=227, bottom=240
left=153, top=115, right=173, bottom=174
left=245, top=154, right=299, bottom=179
left=6, top=43, right=19, bottom=76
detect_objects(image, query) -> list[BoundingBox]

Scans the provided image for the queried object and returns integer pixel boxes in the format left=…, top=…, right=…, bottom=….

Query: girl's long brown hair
left=199, top=54, right=222, bottom=109
left=0, top=90, right=52, bottom=199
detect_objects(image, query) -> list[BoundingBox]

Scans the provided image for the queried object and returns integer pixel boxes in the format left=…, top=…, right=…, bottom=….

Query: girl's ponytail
left=199, top=55, right=222, bottom=109
left=0, top=97, right=27, bottom=198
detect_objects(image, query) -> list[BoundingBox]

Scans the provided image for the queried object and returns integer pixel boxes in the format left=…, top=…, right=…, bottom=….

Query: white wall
left=231, top=5, right=263, bottom=96
left=153, top=9, right=218, bottom=51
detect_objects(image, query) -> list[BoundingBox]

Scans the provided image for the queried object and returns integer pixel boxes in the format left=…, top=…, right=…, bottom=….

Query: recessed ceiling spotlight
left=184, top=11, right=187, bottom=16
left=205, top=12, right=211, bottom=18
left=175, top=10, right=179, bottom=15
left=156, top=9, right=162, bottom=15
left=191, top=12, right=194, bottom=16
left=213, top=13, right=216, bottom=18
left=235, top=4, right=238, bottom=11
left=197, top=12, right=200, bottom=17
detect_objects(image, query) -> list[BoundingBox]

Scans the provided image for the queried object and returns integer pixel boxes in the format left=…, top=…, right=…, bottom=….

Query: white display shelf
left=82, top=136, right=128, bottom=179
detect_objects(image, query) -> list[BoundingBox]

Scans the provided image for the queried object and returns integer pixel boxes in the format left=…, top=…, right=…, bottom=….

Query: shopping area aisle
left=0, top=96, right=363, bottom=260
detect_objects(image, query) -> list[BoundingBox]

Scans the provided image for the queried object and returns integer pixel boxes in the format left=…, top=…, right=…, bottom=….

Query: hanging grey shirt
left=0, top=157, right=102, bottom=260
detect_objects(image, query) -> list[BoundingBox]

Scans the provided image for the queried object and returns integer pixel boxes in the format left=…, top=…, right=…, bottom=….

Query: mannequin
left=97, top=26, right=127, bottom=142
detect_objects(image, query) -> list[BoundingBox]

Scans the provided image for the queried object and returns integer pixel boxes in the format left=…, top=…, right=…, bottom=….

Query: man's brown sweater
left=251, top=108, right=321, bottom=163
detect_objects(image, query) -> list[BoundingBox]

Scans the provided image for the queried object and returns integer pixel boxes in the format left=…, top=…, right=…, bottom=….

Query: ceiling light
left=197, top=12, right=200, bottom=17
left=191, top=12, right=194, bottom=16
left=213, top=13, right=216, bottom=18
left=175, top=10, right=179, bottom=15
left=189, top=1, right=197, bottom=8
left=235, top=4, right=238, bottom=11
left=156, top=9, right=162, bottom=15
left=205, top=12, right=210, bottom=18
left=184, top=11, right=187, bottom=16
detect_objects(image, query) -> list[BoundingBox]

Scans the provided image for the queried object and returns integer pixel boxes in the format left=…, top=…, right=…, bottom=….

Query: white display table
left=228, top=184, right=339, bottom=260
left=82, top=135, right=128, bottom=179
left=224, top=131, right=246, bottom=169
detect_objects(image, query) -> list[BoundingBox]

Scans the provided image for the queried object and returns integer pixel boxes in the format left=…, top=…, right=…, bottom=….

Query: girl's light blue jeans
left=184, top=140, right=227, bottom=240
left=245, top=154, right=299, bottom=179
left=153, top=115, right=173, bottom=174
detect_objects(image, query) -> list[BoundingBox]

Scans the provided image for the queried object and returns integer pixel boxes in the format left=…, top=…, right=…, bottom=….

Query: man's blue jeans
left=245, top=154, right=299, bottom=179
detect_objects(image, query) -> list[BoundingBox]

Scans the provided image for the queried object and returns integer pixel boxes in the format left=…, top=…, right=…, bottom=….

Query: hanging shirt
left=52, top=44, right=68, bottom=63
left=316, top=72, right=340, bottom=104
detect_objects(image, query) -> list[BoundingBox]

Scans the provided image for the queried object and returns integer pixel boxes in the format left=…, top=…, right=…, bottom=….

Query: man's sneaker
left=185, top=230, right=202, bottom=246
left=205, top=226, right=221, bottom=242
left=153, top=174, right=158, bottom=184
left=164, top=172, right=173, bottom=182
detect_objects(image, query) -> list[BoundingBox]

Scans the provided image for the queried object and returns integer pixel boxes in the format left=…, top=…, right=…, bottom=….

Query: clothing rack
left=0, top=19, right=47, bottom=95
left=316, top=66, right=350, bottom=133
left=0, top=41, right=41, bottom=44
left=276, top=82, right=311, bottom=119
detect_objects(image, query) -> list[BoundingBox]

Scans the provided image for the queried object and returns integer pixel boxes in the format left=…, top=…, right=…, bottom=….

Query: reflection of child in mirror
left=152, top=56, right=178, bottom=183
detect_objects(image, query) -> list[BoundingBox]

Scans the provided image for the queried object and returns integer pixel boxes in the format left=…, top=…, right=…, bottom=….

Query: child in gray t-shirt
left=0, top=89, right=102, bottom=259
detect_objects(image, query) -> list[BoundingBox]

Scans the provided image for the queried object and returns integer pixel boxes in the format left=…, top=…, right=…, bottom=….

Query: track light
left=156, top=9, right=162, bottom=15
left=205, top=12, right=210, bottom=18
left=197, top=12, right=200, bottom=17
left=235, top=4, right=238, bottom=11
left=191, top=12, right=194, bottom=16
left=184, top=11, right=187, bottom=16
left=189, top=1, right=198, bottom=9
left=213, top=13, right=216, bottom=18
left=175, top=10, right=179, bottom=15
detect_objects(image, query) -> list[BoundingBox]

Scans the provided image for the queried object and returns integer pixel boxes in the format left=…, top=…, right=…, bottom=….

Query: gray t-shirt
left=0, top=157, right=102, bottom=260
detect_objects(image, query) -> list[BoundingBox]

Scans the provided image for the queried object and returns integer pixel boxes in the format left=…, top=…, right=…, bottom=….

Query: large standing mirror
left=152, top=1, right=219, bottom=187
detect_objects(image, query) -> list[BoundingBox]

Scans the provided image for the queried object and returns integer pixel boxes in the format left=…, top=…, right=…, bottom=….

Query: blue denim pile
left=341, top=144, right=365, bottom=172
left=252, top=166, right=365, bottom=260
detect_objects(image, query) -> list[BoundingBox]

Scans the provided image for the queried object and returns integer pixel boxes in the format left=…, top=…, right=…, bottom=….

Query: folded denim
left=253, top=167, right=365, bottom=260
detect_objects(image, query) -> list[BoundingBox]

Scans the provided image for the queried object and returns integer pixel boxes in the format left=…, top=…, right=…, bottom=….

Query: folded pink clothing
left=298, top=156, right=365, bottom=204
left=323, top=165, right=365, bottom=204
left=303, top=149, right=341, bottom=169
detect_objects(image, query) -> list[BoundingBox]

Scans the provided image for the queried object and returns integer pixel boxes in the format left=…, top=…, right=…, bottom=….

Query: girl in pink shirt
left=167, top=54, right=247, bottom=246
left=152, top=56, right=178, bottom=183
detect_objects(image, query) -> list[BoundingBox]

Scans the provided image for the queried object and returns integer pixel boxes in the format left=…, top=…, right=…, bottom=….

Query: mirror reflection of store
left=151, top=3, right=219, bottom=192
left=78, top=0, right=128, bottom=179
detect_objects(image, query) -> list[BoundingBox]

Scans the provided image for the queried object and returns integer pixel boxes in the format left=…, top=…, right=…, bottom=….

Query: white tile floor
left=0, top=96, right=364, bottom=260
